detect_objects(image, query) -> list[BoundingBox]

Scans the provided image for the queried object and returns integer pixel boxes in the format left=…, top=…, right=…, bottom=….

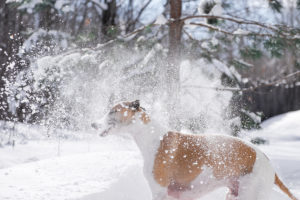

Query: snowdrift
left=1, top=111, right=300, bottom=200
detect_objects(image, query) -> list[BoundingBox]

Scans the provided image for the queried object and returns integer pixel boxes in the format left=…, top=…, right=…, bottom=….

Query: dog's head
left=92, top=100, right=150, bottom=136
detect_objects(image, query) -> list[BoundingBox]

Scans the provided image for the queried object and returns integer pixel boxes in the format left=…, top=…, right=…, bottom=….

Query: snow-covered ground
left=243, top=110, right=300, bottom=199
left=0, top=111, right=300, bottom=200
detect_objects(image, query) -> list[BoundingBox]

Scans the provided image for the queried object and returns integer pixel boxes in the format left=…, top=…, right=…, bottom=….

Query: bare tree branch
left=183, top=71, right=300, bottom=92
left=183, top=28, right=195, bottom=40
left=97, top=11, right=300, bottom=45
left=126, top=0, right=152, bottom=32
left=134, top=0, right=152, bottom=24
left=181, top=15, right=279, bottom=33
left=188, top=22, right=275, bottom=38
left=90, top=0, right=108, bottom=10
left=180, top=14, right=300, bottom=40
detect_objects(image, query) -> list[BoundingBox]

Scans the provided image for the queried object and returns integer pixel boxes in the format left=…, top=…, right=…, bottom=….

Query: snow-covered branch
left=181, top=15, right=278, bottom=32
left=181, top=15, right=297, bottom=39
left=188, top=22, right=274, bottom=38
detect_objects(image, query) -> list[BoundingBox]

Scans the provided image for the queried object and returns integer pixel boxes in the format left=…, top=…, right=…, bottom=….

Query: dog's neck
left=129, top=120, right=165, bottom=151
left=125, top=119, right=167, bottom=174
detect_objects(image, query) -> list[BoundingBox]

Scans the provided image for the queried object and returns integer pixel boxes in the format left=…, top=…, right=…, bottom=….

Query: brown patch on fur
left=153, top=132, right=256, bottom=188
left=139, top=108, right=150, bottom=124
left=110, top=102, right=150, bottom=125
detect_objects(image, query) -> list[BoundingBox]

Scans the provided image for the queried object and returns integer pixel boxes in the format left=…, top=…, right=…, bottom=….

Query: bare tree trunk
left=0, top=1, right=22, bottom=121
left=101, top=0, right=117, bottom=40
left=168, top=0, right=183, bottom=60
left=167, top=0, right=183, bottom=130
left=76, top=1, right=89, bottom=36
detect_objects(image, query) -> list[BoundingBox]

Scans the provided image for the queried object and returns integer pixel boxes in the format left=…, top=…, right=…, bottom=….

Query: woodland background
left=1, top=0, right=300, bottom=136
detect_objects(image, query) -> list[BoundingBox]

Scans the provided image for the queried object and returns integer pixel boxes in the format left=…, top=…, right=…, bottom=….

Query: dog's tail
left=275, top=173, right=298, bottom=200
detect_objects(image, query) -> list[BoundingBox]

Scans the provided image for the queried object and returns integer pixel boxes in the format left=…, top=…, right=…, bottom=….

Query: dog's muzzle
left=91, top=116, right=116, bottom=137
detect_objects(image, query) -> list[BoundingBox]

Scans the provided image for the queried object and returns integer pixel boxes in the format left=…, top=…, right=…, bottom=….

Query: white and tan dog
left=92, top=100, right=298, bottom=200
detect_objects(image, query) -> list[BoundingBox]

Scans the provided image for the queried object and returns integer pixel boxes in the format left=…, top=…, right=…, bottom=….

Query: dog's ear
left=129, top=100, right=140, bottom=110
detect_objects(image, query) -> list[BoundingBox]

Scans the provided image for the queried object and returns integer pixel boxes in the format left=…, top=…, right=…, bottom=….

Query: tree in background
left=167, top=0, right=183, bottom=130
left=1, top=0, right=300, bottom=134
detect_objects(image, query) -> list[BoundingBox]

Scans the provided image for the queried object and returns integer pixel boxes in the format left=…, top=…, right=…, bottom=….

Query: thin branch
left=180, top=14, right=300, bottom=40
left=266, top=70, right=300, bottom=86
left=188, top=22, right=274, bottom=38
left=96, top=13, right=299, bottom=46
left=90, top=0, right=108, bottom=10
left=126, top=0, right=152, bottom=32
left=183, top=71, right=300, bottom=92
left=183, top=28, right=195, bottom=40
left=182, top=85, right=243, bottom=91
left=134, top=0, right=152, bottom=24
left=281, top=70, right=300, bottom=79
left=76, top=1, right=89, bottom=35
left=94, top=39, right=116, bottom=50
left=181, top=15, right=278, bottom=33
left=93, top=22, right=157, bottom=49
left=121, top=16, right=293, bottom=41
left=122, top=23, right=153, bottom=38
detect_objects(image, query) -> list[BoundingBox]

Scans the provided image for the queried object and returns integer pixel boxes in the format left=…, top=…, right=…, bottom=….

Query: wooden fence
left=242, top=83, right=300, bottom=120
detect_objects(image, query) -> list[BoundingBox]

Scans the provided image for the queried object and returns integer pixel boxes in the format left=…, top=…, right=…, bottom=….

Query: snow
left=211, top=58, right=234, bottom=79
left=0, top=135, right=149, bottom=200
left=229, top=65, right=242, bottom=82
left=6, top=0, right=22, bottom=3
left=19, top=29, right=70, bottom=55
left=233, top=28, right=251, bottom=35
left=154, top=14, right=167, bottom=25
left=180, top=59, right=233, bottom=134
left=0, top=110, right=300, bottom=199
left=242, top=110, right=300, bottom=198
left=234, top=59, right=254, bottom=68
left=197, top=0, right=223, bottom=15
left=241, top=109, right=261, bottom=124
left=17, top=0, right=43, bottom=14
left=246, top=110, right=300, bottom=141
left=54, top=0, right=75, bottom=13
left=209, top=2, right=223, bottom=16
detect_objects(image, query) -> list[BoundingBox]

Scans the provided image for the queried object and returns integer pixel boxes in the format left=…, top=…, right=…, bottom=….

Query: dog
left=92, top=100, right=298, bottom=200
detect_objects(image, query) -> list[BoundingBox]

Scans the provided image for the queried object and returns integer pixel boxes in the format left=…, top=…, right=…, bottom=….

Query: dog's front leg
left=226, top=178, right=239, bottom=200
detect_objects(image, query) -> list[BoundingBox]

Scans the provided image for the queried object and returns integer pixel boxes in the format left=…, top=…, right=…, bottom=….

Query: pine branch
left=268, top=0, right=282, bottom=13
